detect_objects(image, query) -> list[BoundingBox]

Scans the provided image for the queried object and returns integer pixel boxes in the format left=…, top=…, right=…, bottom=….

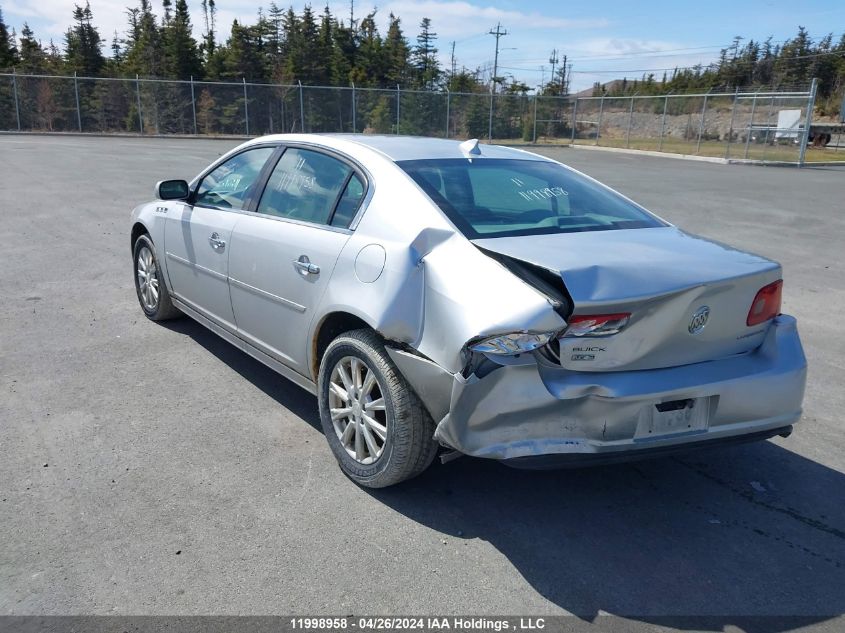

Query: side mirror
left=156, top=179, right=190, bottom=200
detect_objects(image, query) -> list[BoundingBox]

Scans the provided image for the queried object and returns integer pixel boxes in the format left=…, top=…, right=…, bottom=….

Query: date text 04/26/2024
left=289, top=617, right=547, bottom=631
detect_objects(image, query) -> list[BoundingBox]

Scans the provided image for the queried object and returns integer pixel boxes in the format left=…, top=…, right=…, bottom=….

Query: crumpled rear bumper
left=429, top=314, right=806, bottom=461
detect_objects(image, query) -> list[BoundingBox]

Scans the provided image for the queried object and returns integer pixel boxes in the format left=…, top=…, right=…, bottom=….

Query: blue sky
left=2, top=0, right=843, bottom=90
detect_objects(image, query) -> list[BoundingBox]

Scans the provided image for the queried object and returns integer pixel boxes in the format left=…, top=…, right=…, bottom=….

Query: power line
left=497, top=48, right=845, bottom=78
left=497, top=44, right=729, bottom=65
left=474, top=32, right=845, bottom=67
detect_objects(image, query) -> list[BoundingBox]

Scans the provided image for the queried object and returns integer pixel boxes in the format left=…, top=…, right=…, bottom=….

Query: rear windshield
left=398, top=158, right=664, bottom=238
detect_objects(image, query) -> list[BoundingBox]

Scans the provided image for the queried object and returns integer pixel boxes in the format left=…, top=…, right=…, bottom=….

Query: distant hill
left=574, top=80, right=626, bottom=97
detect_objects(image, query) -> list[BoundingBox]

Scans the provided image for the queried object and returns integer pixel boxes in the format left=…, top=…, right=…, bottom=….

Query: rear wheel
left=318, top=329, right=438, bottom=488
left=133, top=234, right=181, bottom=321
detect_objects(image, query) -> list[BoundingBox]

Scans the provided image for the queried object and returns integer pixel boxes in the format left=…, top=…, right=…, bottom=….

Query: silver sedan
left=130, top=134, right=807, bottom=487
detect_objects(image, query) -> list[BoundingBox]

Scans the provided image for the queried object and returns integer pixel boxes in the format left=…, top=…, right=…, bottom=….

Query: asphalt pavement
left=1, top=135, right=844, bottom=629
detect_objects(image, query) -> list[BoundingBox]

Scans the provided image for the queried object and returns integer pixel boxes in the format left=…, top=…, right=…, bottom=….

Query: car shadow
left=164, top=317, right=845, bottom=631
left=162, top=317, right=322, bottom=432
left=375, top=447, right=845, bottom=631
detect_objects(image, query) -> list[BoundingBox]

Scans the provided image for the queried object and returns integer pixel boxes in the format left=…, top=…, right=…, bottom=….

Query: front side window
left=194, top=146, right=275, bottom=210
left=257, top=148, right=354, bottom=225
left=398, top=158, right=664, bottom=239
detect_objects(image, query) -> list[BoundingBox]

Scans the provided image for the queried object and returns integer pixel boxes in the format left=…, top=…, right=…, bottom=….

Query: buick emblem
left=688, top=306, right=710, bottom=334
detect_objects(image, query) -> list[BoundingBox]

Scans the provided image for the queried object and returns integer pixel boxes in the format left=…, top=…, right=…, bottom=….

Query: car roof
left=247, top=134, right=551, bottom=163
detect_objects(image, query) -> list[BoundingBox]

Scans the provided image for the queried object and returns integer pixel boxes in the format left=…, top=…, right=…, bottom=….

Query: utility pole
left=450, top=41, right=456, bottom=84
left=561, top=55, right=567, bottom=95
left=487, top=22, right=508, bottom=141
left=548, top=49, right=558, bottom=92
left=488, top=22, right=508, bottom=93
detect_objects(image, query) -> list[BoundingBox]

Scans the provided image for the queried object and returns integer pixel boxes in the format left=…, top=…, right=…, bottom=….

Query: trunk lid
left=473, top=227, right=782, bottom=371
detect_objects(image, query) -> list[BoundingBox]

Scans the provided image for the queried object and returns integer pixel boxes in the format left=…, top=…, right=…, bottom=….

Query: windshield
left=398, top=158, right=665, bottom=238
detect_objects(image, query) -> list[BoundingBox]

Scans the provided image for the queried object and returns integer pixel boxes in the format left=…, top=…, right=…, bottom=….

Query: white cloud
left=570, top=38, right=689, bottom=57
left=383, top=0, right=608, bottom=38
left=561, top=39, right=723, bottom=92
left=5, top=0, right=139, bottom=43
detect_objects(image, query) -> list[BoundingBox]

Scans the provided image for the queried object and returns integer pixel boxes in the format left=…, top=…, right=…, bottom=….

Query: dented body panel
left=431, top=315, right=805, bottom=460
left=474, top=227, right=782, bottom=371
left=132, top=133, right=807, bottom=466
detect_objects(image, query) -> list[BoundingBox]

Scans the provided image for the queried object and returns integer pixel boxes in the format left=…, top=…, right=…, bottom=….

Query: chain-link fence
left=1, top=73, right=836, bottom=165
left=566, top=86, right=827, bottom=164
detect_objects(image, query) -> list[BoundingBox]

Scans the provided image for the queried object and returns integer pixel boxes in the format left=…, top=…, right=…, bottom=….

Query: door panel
left=164, top=206, right=240, bottom=330
left=228, top=216, right=350, bottom=371
left=227, top=147, right=363, bottom=372
left=163, top=145, right=277, bottom=331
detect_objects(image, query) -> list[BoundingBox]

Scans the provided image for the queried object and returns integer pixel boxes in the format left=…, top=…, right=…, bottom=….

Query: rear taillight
left=563, top=313, right=631, bottom=337
left=747, top=280, right=783, bottom=326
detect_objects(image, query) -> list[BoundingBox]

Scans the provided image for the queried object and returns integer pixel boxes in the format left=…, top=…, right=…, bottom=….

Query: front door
left=228, top=147, right=366, bottom=374
left=163, top=146, right=275, bottom=330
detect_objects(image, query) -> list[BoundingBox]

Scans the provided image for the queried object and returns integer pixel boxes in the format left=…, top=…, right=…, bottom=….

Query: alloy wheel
left=136, top=245, right=160, bottom=311
left=328, top=356, right=388, bottom=464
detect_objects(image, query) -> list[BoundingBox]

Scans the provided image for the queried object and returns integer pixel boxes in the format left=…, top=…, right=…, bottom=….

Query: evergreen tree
left=18, top=23, right=46, bottom=72
left=315, top=6, right=334, bottom=86
left=0, top=7, right=18, bottom=69
left=775, top=27, right=812, bottom=87
left=122, top=0, right=163, bottom=77
left=277, top=7, right=299, bottom=82
left=300, top=6, right=320, bottom=82
left=383, top=13, right=409, bottom=86
left=263, top=3, right=285, bottom=79
left=199, top=0, right=216, bottom=60
left=219, top=20, right=264, bottom=81
left=412, top=18, right=439, bottom=89
left=65, top=3, right=105, bottom=76
left=351, top=11, right=383, bottom=86
left=0, top=7, right=19, bottom=131
left=330, top=18, right=356, bottom=85
left=162, top=0, right=202, bottom=79
left=110, top=31, right=122, bottom=62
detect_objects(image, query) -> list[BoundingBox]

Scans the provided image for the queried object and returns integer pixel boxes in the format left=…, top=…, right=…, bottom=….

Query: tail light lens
left=747, top=280, right=783, bottom=326
left=563, top=313, right=631, bottom=337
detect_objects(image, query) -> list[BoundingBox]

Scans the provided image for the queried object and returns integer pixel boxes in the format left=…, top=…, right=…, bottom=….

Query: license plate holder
left=635, top=396, right=712, bottom=440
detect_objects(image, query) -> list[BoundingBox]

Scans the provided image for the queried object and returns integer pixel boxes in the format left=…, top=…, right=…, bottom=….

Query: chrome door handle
left=294, top=256, right=320, bottom=275
left=209, top=232, right=226, bottom=250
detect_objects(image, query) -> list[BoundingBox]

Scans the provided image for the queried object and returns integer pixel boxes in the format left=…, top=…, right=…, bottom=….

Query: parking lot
left=1, top=135, right=844, bottom=627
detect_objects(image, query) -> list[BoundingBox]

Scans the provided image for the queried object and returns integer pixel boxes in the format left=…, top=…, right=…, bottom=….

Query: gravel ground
left=1, top=135, right=844, bottom=629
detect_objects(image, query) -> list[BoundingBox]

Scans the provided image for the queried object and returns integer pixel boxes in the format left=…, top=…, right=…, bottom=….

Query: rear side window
left=330, top=174, right=365, bottom=228
left=398, top=158, right=663, bottom=238
left=195, top=147, right=274, bottom=210
left=257, top=148, right=353, bottom=225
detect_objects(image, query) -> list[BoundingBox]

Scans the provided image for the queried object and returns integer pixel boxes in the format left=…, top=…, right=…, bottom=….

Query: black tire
left=133, top=233, right=181, bottom=321
left=318, top=329, right=439, bottom=488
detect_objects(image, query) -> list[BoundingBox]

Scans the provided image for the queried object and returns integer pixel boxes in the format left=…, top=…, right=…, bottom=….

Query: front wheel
left=318, top=329, right=438, bottom=488
left=133, top=234, right=181, bottom=321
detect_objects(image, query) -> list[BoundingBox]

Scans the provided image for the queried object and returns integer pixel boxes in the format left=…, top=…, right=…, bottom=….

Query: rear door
left=164, top=145, right=276, bottom=330
left=227, top=146, right=367, bottom=373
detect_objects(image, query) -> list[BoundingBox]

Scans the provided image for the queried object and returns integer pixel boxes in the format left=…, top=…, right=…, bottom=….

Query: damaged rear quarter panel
left=413, top=237, right=567, bottom=373
left=311, top=154, right=567, bottom=378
